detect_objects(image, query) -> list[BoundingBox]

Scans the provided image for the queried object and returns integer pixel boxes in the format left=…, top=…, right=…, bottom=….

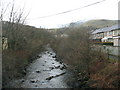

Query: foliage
left=51, top=27, right=92, bottom=74
left=2, top=23, right=53, bottom=87
left=50, top=26, right=119, bottom=88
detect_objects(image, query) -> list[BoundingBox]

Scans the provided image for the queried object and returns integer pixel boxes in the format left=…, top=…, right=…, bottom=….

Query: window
left=104, top=32, right=107, bottom=36
left=118, top=30, right=120, bottom=35
left=109, top=31, right=113, bottom=35
left=114, top=30, right=117, bottom=35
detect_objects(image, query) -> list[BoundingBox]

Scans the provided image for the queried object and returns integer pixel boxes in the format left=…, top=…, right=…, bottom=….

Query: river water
left=8, top=47, right=70, bottom=88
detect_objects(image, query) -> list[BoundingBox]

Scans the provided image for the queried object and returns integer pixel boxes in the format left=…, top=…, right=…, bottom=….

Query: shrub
left=2, top=24, right=53, bottom=87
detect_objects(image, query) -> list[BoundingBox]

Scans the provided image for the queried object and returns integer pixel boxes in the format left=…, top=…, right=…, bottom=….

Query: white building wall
left=113, top=38, right=120, bottom=46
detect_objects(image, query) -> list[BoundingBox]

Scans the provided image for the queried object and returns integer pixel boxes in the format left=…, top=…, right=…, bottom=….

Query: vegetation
left=50, top=26, right=119, bottom=88
left=89, top=54, right=119, bottom=88
left=2, top=21, right=119, bottom=88
left=51, top=27, right=91, bottom=73
left=1, top=1, right=53, bottom=87
left=2, top=22, right=53, bottom=87
left=1, top=1, right=119, bottom=88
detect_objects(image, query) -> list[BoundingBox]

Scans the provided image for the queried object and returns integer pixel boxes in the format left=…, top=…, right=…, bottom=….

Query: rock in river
left=46, top=76, right=54, bottom=80
left=50, top=53, right=53, bottom=55
left=54, top=65, right=60, bottom=69
left=36, top=70, right=41, bottom=73
left=30, top=79, right=38, bottom=83
left=52, top=55, right=57, bottom=58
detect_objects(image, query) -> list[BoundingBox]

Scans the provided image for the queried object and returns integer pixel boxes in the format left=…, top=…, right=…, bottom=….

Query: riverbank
left=5, top=46, right=94, bottom=88
left=3, top=45, right=119, bottom=88
left=5, top=47, right=71, bottom=88
left=2, top=46, right=45, bottom=88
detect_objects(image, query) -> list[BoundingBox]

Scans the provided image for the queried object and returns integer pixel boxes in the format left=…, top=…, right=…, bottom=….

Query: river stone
left=52, top=55, right=57, bottom=58
left=54, top=65, right=60, bottom=69
left=21, top=79, right=25, bottom=82
left=30, top=79, right=37, bottom=83
left=50, top=53, right=53, bottom=55
left=36, top=55, right=41, bottom=58
left=55, top=58, right=59, bottom=61
left=49, top=67, right=54, bottom=70
left=46, top=76, right=54, bottom=80
left=60, top=65, right=67, bottom=70
left=36, top=70, right=41, bottom=73
left=59, top=61, right=63, bottom=64
left=46, top=72, right=66, bottom=81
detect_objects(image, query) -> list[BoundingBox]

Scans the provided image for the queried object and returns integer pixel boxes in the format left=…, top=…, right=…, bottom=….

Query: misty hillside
left=79, top=19, right=118, bottom=30
left=57, top=19, right=118, bottom=34
left=68, top=19, right=118, bottom=30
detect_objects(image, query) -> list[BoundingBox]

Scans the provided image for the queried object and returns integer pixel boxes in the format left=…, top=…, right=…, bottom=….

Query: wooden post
left=107, top=49, right=109, bottom=60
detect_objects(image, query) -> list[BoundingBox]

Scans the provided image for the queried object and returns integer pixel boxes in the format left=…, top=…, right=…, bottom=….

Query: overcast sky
left=1, top=0, right=119, bottom=28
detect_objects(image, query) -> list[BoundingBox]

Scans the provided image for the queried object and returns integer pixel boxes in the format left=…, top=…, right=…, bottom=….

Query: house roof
left=92, top=24, right=120, bottom=34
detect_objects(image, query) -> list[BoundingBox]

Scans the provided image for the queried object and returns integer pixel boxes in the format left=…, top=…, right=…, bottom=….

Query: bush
left=2, top=24, right=53, bottom=87
left=50, top=27, right=119, bottom=88
left=51, top=27, right=92, bottom=74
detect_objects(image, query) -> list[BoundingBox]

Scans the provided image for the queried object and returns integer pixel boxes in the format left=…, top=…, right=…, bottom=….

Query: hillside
left=80, top=19, right=118, bottom=30
left=57, top=19, right=118, bottom=34
left=68, top=19, right=118, bottom=30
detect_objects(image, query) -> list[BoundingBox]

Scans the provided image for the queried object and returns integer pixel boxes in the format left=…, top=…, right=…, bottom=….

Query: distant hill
left=79, top=19, right=118, bottom=30
left=68, top=19, right=118, bottom=30
left=56, top=19, right=118, bottom=34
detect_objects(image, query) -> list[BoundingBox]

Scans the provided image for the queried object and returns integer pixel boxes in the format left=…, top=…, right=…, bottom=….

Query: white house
left=92, top=24, right=120, bottom=46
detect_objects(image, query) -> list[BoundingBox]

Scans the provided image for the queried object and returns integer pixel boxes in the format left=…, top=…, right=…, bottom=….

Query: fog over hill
left=68, top=19, right=118, bottom=30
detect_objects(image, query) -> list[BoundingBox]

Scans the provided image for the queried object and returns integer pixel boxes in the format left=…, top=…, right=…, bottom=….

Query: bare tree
left=1, top=0, right=29, bottom=50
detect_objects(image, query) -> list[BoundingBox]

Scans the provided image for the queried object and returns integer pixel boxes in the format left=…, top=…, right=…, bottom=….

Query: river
left=7, top=47, right=71, bottom=88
